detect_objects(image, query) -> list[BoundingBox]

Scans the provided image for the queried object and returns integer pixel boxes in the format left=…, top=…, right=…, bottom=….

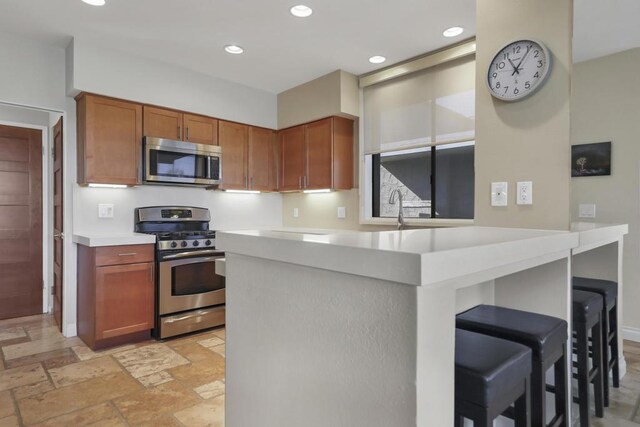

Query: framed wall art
left=571, top=141, right=611, bottom=177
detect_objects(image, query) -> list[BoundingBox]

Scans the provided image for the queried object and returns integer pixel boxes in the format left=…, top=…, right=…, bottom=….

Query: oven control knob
left=170, top=241, right=178, bottom=248
left=180, top=241, right=188, bottom=248
left=193, top=240, right=200, bottom=247
left=205, top=240, right=212, bottom=246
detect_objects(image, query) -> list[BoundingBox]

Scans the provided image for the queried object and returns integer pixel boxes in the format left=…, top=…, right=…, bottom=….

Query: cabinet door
left=279, top=126, right=305, bottom=191
left=331, top=117, right=354, bottom=190
left=305, top=118, right=333, bottom=189
left=183, top=113, right=218, bottom=145
left=82, top=95, right=142, bottom=185
left=218, top=121, right=248, bottom=190
left=95, top=262, right=154, bottom=340
left=248, top=127, right=275, bottom=191
left=143, top=106, right=183, bottom=140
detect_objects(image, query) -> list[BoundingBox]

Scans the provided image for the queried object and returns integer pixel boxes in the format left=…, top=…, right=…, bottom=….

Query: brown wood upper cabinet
left=219, top=120, right=277, bottom=191
left=76, top=93, right=143, bottom=185
left=279, top=116, right=354, bottom=191
left=143, top=106, right=218, bottom=145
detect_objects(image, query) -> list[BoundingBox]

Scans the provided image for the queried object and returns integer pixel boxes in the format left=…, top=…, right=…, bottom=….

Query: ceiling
left=0, top=0, right=638, bottom=94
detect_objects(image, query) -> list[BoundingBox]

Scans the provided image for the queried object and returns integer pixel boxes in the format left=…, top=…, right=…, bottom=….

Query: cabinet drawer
left=96, top=244, right=154, bottom=266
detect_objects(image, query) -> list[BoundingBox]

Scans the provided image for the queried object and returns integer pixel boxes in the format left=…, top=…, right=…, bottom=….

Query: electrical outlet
left=516, top=181, right=533, bottom=205
left=491, top=182, right=508, bottom=206
left=293, top=208, right=299, bottom=218
left=98, top=203, right=114, bottom=218
left=337, top=206, right=346, bottom=219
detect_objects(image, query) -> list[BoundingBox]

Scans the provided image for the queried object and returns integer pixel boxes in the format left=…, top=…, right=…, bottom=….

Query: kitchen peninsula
left=217, top=226, right=582, bottom=426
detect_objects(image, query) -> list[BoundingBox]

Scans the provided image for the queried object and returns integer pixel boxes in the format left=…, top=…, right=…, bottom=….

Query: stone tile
left=172, top=342, right=220, bottom=364
left=30, top=402, right=126, bottom=427
left=4, top=347, right=78, bottom=370
left=211, top=328, right=225, bottom=341
left=113, top=380, right=200, bottom=426
left=193, top=380, right=225, bottom=400
left=11, top=380, right=55, bottom=400
left=166, top=330, right=223, bottom=349
left=137, top=371, right=174, bottom=388
left=208, top=344, right=225, bottom=358
left=0, top=337, right=32, bottom=348
left=48, top=356, right=123, bottom=388
left=0, top=314, right=53, bottom=329
left=135, top=413, right=184, bottom=427
left=26, top=325, right=62, bottom=342
left=173, top=395, right=225, bottom=427
left=198, top=336, right=224, bottom=349
left=17, top=372, right=141, bottom=425
left=0, top=415, right=19, bottom=427
left=0, top=327, right=26, bottom=343
left=168, top=355, right=225, bottom=388
left=71, top=343, right=139, bottom=361
left=0, top=391, right=14, bottom=418
left=113, top=344, right=189, bottom=379
left=0, top=363, right=48, bottom=392
left=2, top=335, right=83, bottom=361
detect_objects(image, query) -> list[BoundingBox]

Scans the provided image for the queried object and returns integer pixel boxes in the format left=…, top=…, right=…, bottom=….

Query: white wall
left=69, top=38, right=277, bottom=129
left=571, top=48, right=640, bottom=333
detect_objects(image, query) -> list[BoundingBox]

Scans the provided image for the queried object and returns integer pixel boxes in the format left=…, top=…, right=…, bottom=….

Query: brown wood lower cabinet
left=77, top=244, right=155, bottom=350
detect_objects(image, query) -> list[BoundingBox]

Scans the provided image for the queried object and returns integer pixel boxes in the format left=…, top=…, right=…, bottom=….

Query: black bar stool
left=456, top=305, right=568, bottom=427
left=572, top=289, right=605, bottom=426
left=455, top=329, right=532, bottom=427
left=573, top=276, right=620, bottom=406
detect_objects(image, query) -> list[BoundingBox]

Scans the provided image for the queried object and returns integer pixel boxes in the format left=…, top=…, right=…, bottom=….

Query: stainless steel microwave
left=143, top=137, right=222, bottom=186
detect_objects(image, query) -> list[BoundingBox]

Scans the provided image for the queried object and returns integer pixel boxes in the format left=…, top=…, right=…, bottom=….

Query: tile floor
left=0, top=314, right=224, bottom=426
left=2, top=314, right=640, bottom=426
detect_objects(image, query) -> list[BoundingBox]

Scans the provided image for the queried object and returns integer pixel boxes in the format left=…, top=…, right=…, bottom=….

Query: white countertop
left=570, top=222, right=629, bottom=254
left=72, top=233, right=156, bottom=247
left=217, top=226, right=580, bottom=287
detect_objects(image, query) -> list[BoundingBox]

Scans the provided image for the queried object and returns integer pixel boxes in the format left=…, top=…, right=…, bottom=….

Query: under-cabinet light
left=88, top=183, right=128, bottom=189
left=225, top=189, right=261, bottom=194
left=81, top=0, right=106, bottom=5
left=303, top=189, right=332, bottom=194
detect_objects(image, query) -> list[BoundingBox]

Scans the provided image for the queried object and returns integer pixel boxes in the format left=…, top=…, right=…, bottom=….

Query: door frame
left=0, top=101, right=68, bottom=335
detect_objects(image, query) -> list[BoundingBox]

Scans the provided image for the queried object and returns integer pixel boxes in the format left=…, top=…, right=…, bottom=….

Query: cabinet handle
left=298, top=176, right=302, bottom=189
left=250, top=177, right=254, bottom=189
left=178, top=126, right=182, bottom=140
left=186, top=127, right=190, bottom=140
left=304, top=176, right=308, bottom=188
left=244, top=176, right=248, bottom=189
left=149, top=266, right=153, bottom=283
left=118, top=252, right=137, bottom=257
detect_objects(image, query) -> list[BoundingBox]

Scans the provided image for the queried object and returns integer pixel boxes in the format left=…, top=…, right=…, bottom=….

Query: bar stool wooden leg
left=553, top=343, right=568, bottom=427
left=531, top=363, right=546, bottom=426
left=576, top=323, right=590, bottom=427
left=514, top=378, right=531, bottom=427
left=592, top=313, right=604, bottom=418
left=611, top=301, right=620, bottom=388
left=600, top=302, right=611, bottom=407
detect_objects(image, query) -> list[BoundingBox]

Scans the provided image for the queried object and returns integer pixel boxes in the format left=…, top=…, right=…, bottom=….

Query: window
left=361, top=49, right=476, bottom=222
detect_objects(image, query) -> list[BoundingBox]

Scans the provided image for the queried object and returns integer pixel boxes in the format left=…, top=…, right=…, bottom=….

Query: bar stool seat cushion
left=573, top=277, right=617, bottom=306
left=573, top=289, right=604, bottom=323
left=455, top=329, right=532, bottom=407
left=456, top=305, right=567, bottom=362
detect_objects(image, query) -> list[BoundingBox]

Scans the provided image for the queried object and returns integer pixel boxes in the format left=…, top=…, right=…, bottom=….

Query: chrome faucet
left=388, top=188, right=406, bottom=230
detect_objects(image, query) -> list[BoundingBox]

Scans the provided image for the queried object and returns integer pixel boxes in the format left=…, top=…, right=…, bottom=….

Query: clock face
left=487, top=39, right=551, bottom=101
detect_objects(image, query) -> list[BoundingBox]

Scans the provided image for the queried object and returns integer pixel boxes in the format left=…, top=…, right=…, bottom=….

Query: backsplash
left=74, top=185, right=283, bottom=233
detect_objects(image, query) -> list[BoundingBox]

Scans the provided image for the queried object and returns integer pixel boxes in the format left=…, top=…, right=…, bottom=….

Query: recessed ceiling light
left=368, top=55, right=386, bottom=64
left=224, top=45, right=244, bottom=55
left=290, top=5, right=313, bottom=17
left=81, top=0, right=106, bottom=5
left=443, top=26, right=464, bottom=37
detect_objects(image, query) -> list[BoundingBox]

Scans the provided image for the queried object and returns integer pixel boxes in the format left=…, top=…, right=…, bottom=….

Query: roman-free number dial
left=487, top=39, right=551, bottom=102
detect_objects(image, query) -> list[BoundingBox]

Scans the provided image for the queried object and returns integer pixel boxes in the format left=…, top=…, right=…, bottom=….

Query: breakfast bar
left=218, top=226, right=582, bottom=426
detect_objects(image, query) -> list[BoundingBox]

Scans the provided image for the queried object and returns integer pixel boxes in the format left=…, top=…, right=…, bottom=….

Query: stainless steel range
left=134, top=206, right=225, bottom=339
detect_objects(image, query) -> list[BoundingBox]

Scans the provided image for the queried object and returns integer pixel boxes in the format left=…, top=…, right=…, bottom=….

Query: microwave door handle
left=207, top=156, right=213, bottom=179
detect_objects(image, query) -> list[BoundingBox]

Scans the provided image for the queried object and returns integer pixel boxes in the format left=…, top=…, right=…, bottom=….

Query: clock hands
left=507, top=57, right=520, bottom=75
left=512, top=45, right=532, bottom=76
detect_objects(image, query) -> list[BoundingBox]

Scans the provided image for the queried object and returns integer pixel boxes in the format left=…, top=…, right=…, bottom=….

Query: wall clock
left=487, top=39, right=552, bottom=102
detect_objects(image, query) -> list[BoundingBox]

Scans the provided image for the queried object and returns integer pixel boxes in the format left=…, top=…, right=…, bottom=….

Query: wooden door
left=143, top=106, right=183, bottom=140
left=52, top=118, right=63, bottom=331
left=79, top=94, right=142, bottom=185
left=0, top=125, right=42, bottom=319
left=248, top=127, right=274, bottom=191
left=305, top=118, right=333, bottom=189
left=279, top=125, right=305, bottom=191
left=183, top=114, right=218, bottom=145
left=218, top=121, right=248, bottom=190
left=95, top=262, right=154, bottom=340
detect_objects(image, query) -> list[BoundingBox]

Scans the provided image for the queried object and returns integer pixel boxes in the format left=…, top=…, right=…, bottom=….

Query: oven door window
left=150, top=149, right=209, bottom=180
left=171, top=261, right=224, bottom=296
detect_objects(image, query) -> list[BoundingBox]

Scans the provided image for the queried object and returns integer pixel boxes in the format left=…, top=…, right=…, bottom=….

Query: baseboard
left=64, top=322, right=77, bottom=338
left=623, top=326, right=640, bottom=342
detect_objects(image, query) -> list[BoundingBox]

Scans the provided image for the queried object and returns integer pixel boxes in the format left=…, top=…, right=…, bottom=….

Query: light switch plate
left=98, top=203, right=114, bottom=218
left=516, top=181, right=533, bottom=205
left=293, top=208, right=299, bottom=218
left=491, top=182, right=508, bottom=206
left=579, top=204, right=596, bottom=218
left=337, top=206, right=346, bottom=219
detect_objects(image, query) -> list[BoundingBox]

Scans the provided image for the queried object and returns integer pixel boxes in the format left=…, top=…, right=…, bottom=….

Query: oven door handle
left=162, top=249, right=223, bottom=260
